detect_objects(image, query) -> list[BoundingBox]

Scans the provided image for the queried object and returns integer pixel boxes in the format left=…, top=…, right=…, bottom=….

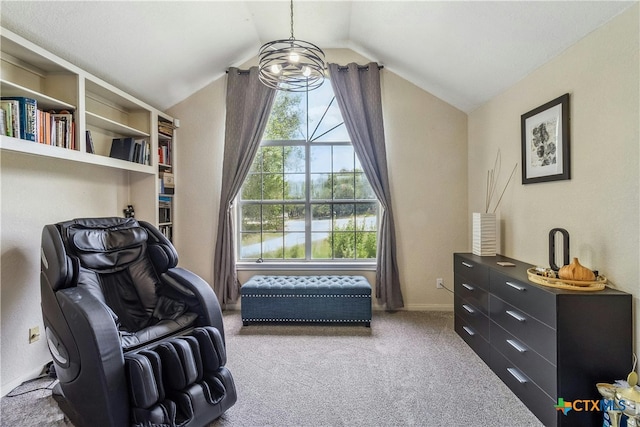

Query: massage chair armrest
left=55, top=287, right=129, bottom=427
left=160, top=268, right=226, bottom=342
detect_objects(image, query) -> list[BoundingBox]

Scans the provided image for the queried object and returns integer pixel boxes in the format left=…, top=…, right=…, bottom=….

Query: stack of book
left=159, top=196, right=172, bottom=223
left=1, top=97, right=75, bottom=148
left=1, top=96, right=36, bottom=141
left=0, top=96, right=76, bottom=150
left=158, top=122, right=174, bottom=138
left=159, top=172, right=174, bottom=194
left=109, top=137, right=150, bottom=165
left=158, top=143, right=171, bottom=166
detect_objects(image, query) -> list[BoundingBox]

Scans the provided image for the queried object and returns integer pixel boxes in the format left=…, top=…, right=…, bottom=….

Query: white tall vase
left=472, top=213, right=497, bottom=256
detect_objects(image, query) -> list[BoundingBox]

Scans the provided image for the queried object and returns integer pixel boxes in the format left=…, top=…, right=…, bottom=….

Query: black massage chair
left=40, top=217, right=236, bottom=427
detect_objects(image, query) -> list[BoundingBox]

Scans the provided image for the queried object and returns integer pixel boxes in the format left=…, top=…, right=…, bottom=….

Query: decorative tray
left=526, top=268, right=607, bottom=291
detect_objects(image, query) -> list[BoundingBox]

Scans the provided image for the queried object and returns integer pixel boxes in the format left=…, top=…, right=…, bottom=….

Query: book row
left=159, top=171, right=174, bottom=195
left=158, top=123, right=174, bottom=138
left=158, top=143, right=172, bottom=166
left=109, top=137, right=151, bottom=165
left=159, top=225, right=173, bottom=241
left=1, top=97, right=75, bottom=149
left=159, top=195, right=172, bottom=224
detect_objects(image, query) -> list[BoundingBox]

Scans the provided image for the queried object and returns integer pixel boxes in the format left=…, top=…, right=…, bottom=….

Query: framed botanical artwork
left=521, top=93, right=570, bottom=184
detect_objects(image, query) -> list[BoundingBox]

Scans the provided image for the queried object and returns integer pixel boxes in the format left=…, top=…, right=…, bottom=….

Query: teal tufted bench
left=240, top=275, right=372, bottom=327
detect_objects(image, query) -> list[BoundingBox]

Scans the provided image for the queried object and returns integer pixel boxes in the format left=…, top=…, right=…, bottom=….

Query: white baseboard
left=400, top=304, right=454, bottom=311
left=372, top=303, right=453, bottom=311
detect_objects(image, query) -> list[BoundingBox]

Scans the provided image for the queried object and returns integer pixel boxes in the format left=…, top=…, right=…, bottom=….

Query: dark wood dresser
left=454, top=253, right=632, bottom=427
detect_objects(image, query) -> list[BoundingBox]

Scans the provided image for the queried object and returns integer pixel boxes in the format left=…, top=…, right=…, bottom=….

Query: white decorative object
left=473, top=149, right=515, bottom=257
left=473, top=212, right=496, bottom=256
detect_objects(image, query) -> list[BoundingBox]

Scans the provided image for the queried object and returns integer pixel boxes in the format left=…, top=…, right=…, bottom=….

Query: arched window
left=237, top=80, right=378, bottom=261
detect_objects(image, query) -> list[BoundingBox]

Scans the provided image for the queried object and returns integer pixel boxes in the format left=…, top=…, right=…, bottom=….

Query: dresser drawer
left=455, top=315, right=491, bottom=364
left=490, top=295, right=556, bottom=364
left=490, top=270, right=556, bottom=328
left=491, top=321, right=557, bottom=397
left=454, top=275, right=489, bottom=316
left=454, top=254, right=489, bottom=291
left=455, top=296, right=489, bottom=340
left=489, top=348, right=558, bottom=427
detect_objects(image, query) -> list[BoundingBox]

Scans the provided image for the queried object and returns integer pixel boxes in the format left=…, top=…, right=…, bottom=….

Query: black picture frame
left=521, top=93, right=570, bottom=184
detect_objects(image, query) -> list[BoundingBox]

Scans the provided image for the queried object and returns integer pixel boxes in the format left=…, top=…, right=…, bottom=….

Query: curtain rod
left=226, top=64, right=384, bottom=74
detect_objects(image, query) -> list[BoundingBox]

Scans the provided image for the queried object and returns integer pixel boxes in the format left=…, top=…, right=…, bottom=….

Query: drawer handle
left=461, top=262, right=474, bottom=268
left=506, top=310, right=526, bottom=322
left=507, top=367, right=528, bottom=384
left=462, top=283, right=475, bottom=291
left=462, top=304, right=475, bottom=314
left=505, top=281, right=526, bottom=292
left=506, top=339, right=527, bottom=353
left=462, top=326, right=475, bottom=336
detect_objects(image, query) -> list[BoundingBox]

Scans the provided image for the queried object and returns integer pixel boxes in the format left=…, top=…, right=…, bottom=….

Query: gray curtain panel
left=213, top=67, right=276, bottom=304
left=328, top=62, right=404, bottom=310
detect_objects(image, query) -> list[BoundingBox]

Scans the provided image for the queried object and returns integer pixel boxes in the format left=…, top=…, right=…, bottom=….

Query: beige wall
left=0, top=152, right=129, bottom=394
left=468, top=5, right=639, bottom=354
left=168, top=73, right=226, bottom=279
left=168, top=48, right=468, bottom=310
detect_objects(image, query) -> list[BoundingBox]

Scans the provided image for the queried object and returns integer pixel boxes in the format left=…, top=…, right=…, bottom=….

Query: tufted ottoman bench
left=240, top=275, right=372, bottom=327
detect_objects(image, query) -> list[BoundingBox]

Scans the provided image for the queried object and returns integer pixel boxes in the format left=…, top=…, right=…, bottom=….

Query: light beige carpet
left=1, top=310, right=543, bottom=427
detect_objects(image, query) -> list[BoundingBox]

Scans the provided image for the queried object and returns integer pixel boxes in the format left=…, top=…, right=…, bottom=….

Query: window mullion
left=260, top=203, right=264, bottom=259
left=305, top=135, right=311, bottom=260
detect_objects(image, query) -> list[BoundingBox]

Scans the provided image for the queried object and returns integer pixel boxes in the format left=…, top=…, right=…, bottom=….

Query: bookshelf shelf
left=0, top=79, right=76, bottom=111
left=0, top=135, right=155, bottom=174
left=85, top=111, right=150, bottom=138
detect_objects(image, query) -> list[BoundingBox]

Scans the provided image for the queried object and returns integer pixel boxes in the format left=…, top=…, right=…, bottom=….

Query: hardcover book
left=0, top=99, right=19, bottom=138
left=85, top=130, right=95, bottom=154
left=0, top=102, right=12, bottom=137
left=109, top=137, right=135, bottom=161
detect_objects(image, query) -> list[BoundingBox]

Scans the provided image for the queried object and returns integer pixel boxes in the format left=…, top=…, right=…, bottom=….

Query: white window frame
left=236, top=141, right=379, bottom=267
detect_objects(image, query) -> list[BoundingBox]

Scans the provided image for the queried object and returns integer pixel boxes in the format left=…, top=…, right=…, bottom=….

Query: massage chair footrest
left=125, top=326, right=237, bottom=427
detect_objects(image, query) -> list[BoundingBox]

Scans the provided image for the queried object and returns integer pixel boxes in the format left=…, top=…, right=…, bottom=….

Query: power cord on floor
left=5, top=376, right=57, bottom=397
left=5, top=362, right=58, bottom=397
left=440, top=283, right=454, bottom=294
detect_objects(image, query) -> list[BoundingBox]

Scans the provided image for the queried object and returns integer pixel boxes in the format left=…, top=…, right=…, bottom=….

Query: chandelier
left=258, top=0, right=326, bottom=92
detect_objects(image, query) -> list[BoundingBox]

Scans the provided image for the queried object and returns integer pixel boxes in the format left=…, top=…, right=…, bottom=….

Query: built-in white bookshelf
left=158, top=114, right=177, bottom=242
left=0, top=27, right=177, bottom=229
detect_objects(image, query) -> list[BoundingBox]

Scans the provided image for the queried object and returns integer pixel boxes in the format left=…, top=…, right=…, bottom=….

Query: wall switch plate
left=436, top=278, right=444, bottom=289
left=29, top=326, right=40, bottom=344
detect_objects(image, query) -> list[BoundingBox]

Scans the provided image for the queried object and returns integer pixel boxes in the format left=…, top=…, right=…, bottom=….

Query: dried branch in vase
left=485, top=149, right=518, bottom=213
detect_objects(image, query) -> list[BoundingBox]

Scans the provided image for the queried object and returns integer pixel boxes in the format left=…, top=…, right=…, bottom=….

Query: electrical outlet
left=29, top=326, right=40, bottom=344
left=436, top=278, right=444, bottom=289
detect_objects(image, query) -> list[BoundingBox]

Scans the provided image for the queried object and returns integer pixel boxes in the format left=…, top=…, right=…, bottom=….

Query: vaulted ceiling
left=1, top=1, right=634, bottom=113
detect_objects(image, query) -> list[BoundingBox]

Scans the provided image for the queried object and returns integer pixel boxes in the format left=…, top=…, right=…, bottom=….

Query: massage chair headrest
left=41, top=217, right=178, bottom=291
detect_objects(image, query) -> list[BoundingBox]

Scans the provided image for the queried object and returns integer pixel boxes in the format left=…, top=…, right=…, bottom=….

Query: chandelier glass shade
left=258, top=1, right=326, bottom=91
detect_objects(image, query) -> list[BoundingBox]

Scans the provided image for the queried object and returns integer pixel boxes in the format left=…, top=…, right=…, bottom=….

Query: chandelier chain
left=290, top=0, right=294, bottom=39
